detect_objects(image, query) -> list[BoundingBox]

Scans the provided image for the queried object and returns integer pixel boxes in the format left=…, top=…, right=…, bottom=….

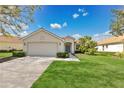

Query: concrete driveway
left=0, top=57, right=53, bottom=88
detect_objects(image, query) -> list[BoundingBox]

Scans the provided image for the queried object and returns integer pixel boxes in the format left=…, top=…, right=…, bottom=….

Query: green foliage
left=56, top=52, right=69, bottom=58
left=12, top=51, right=25, bottom=57
left=96, top=52, right=124, bottom=58
left=0, top=49, right=22, bottom=52
left=78, top=36, right=97, bottom=55
left=114, top=52, right=124, bottom=58
left=0, top=6, right=41, bottom=36
left=110, top=9, right=124, bottom=36
left=85, top=48, right=97, bottom=55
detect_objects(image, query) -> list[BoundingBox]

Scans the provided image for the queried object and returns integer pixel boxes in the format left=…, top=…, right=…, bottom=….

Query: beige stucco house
left=0, top=36, right=23, bottom=51
left=97, top=35, right=124, bottom=52
left=22, top=28, right=75, bottom=57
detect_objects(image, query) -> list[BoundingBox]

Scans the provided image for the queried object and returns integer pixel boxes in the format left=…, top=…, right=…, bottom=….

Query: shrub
left=114, top=52, right=124, bottom=58
left=0, top=50, right=10, bottom=52
left=12, top=51, right=25, bottom=57
left=0, top=49, right=23, bottom=52
left=85, top=48, right=97, bottom=55
left=57, top=52, right=69, bottom=58
left=78, top=36, right=97, bottom=55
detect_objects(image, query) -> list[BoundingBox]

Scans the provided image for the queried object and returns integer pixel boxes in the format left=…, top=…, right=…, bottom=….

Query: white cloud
left=20, top=31, right=28, bottom=37
left=73, top=8, right=88, bottom=19
left=78, top=8, right=85, bottom=12
left=82, top=12, right=88, bottom=16
left=62, top=22, right=67, bottom=27
left=50, top=23, right=62, bottom=29
left=94, top=34, right=99, bottom=37
left=78, top=8, right=82, bottom=12
left=72, top=34, right=82, bottom=40
left=72, top=13, right=79, bottom=19
left=92, top=31, right=112, bottom=41
left=50, top=22, right=67, bottom=29
left=104, top=30, right=110, bottom=35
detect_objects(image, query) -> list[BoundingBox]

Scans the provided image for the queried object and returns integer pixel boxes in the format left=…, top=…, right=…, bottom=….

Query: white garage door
left=27, top=42, right=58, bottom=57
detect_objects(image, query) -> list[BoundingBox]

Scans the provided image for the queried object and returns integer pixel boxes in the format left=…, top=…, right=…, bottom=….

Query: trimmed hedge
left=12, top=51, right=25, bottom=57
left=57, top=52, right=69, bottom=58
left=0, top=49, right=23, bottom=52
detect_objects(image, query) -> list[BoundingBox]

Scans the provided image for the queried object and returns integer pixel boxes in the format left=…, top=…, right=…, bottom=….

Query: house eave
left=21, top=28, right=64, bottom=42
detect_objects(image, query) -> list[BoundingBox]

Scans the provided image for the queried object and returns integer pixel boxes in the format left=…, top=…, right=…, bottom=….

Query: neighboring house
left=0, top=36, right=23, bottom=50
left=97, top=35, right=124, bottom=52
left=22, top=28, right=76, bottom=57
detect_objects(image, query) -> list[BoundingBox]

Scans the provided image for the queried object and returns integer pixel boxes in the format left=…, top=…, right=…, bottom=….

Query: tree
left=78, top=36, right=97, bottom=55
left=110, top=9, right=124, bottom=36
left=0, top=5, right=41, bottom=36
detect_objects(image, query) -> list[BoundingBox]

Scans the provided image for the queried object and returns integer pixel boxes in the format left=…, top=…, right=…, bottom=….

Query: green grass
left=32, top=54, right=124, bottom=88
left=0, top=52, right=12, bottom=58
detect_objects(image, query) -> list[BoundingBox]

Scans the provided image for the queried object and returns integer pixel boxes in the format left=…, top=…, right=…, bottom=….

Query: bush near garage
left=12, top=51, right=25, bottom=57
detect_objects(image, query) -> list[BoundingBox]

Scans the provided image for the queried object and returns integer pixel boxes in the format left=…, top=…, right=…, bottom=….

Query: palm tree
left=110, top=9, right=124, bottom=36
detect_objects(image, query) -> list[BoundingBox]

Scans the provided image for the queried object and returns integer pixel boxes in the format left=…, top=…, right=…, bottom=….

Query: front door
left=65, top=42, right=71, bottom=53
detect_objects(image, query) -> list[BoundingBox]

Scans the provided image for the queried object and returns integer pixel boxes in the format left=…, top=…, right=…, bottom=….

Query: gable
left=23, top=29, right=63, bottom=42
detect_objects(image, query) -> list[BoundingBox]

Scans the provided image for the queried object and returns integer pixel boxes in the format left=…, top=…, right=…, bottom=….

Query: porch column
left=71, top=42, right=75, bottom=53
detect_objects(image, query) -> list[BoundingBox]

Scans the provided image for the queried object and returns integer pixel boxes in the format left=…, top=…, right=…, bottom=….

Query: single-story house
left=97, top=35, right=124, bottom=52
left=0, top=35, right=23, bottom=51
left=22, top=28, right=76, bottom=57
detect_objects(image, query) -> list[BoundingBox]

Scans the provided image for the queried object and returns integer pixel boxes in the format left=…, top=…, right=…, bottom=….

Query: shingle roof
left=97, top=35, right=124, bottom=45
left=0, top=35, right=23, bottom=43
left=63, top=36, right=75, bottom=40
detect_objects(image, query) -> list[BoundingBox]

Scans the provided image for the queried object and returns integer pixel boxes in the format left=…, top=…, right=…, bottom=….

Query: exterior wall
left=0, top=42, right=23, bottom=50
left=97, top=43, right=124, bottom=52
left=97, top=46, right=103, bottom=51
left=64, top=38, right=75, bottom=53
left=23, top=30, right=65, bottom=54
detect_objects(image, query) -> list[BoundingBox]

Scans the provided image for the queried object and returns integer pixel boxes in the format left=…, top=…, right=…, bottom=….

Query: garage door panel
left=27, top=42, right=58, bottom=56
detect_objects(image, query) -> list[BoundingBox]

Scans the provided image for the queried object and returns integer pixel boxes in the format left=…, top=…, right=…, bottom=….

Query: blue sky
left=26, top=5, right=123, bottom=41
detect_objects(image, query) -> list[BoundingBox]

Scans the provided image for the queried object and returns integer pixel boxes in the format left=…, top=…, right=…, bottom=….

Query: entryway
left=65, top=42, right=72, bottom=53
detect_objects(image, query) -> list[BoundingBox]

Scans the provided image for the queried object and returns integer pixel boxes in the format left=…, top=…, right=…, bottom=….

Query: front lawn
left=0, top=52, right=12, bottom=59
left=32, top=54, right=124, bottom=88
